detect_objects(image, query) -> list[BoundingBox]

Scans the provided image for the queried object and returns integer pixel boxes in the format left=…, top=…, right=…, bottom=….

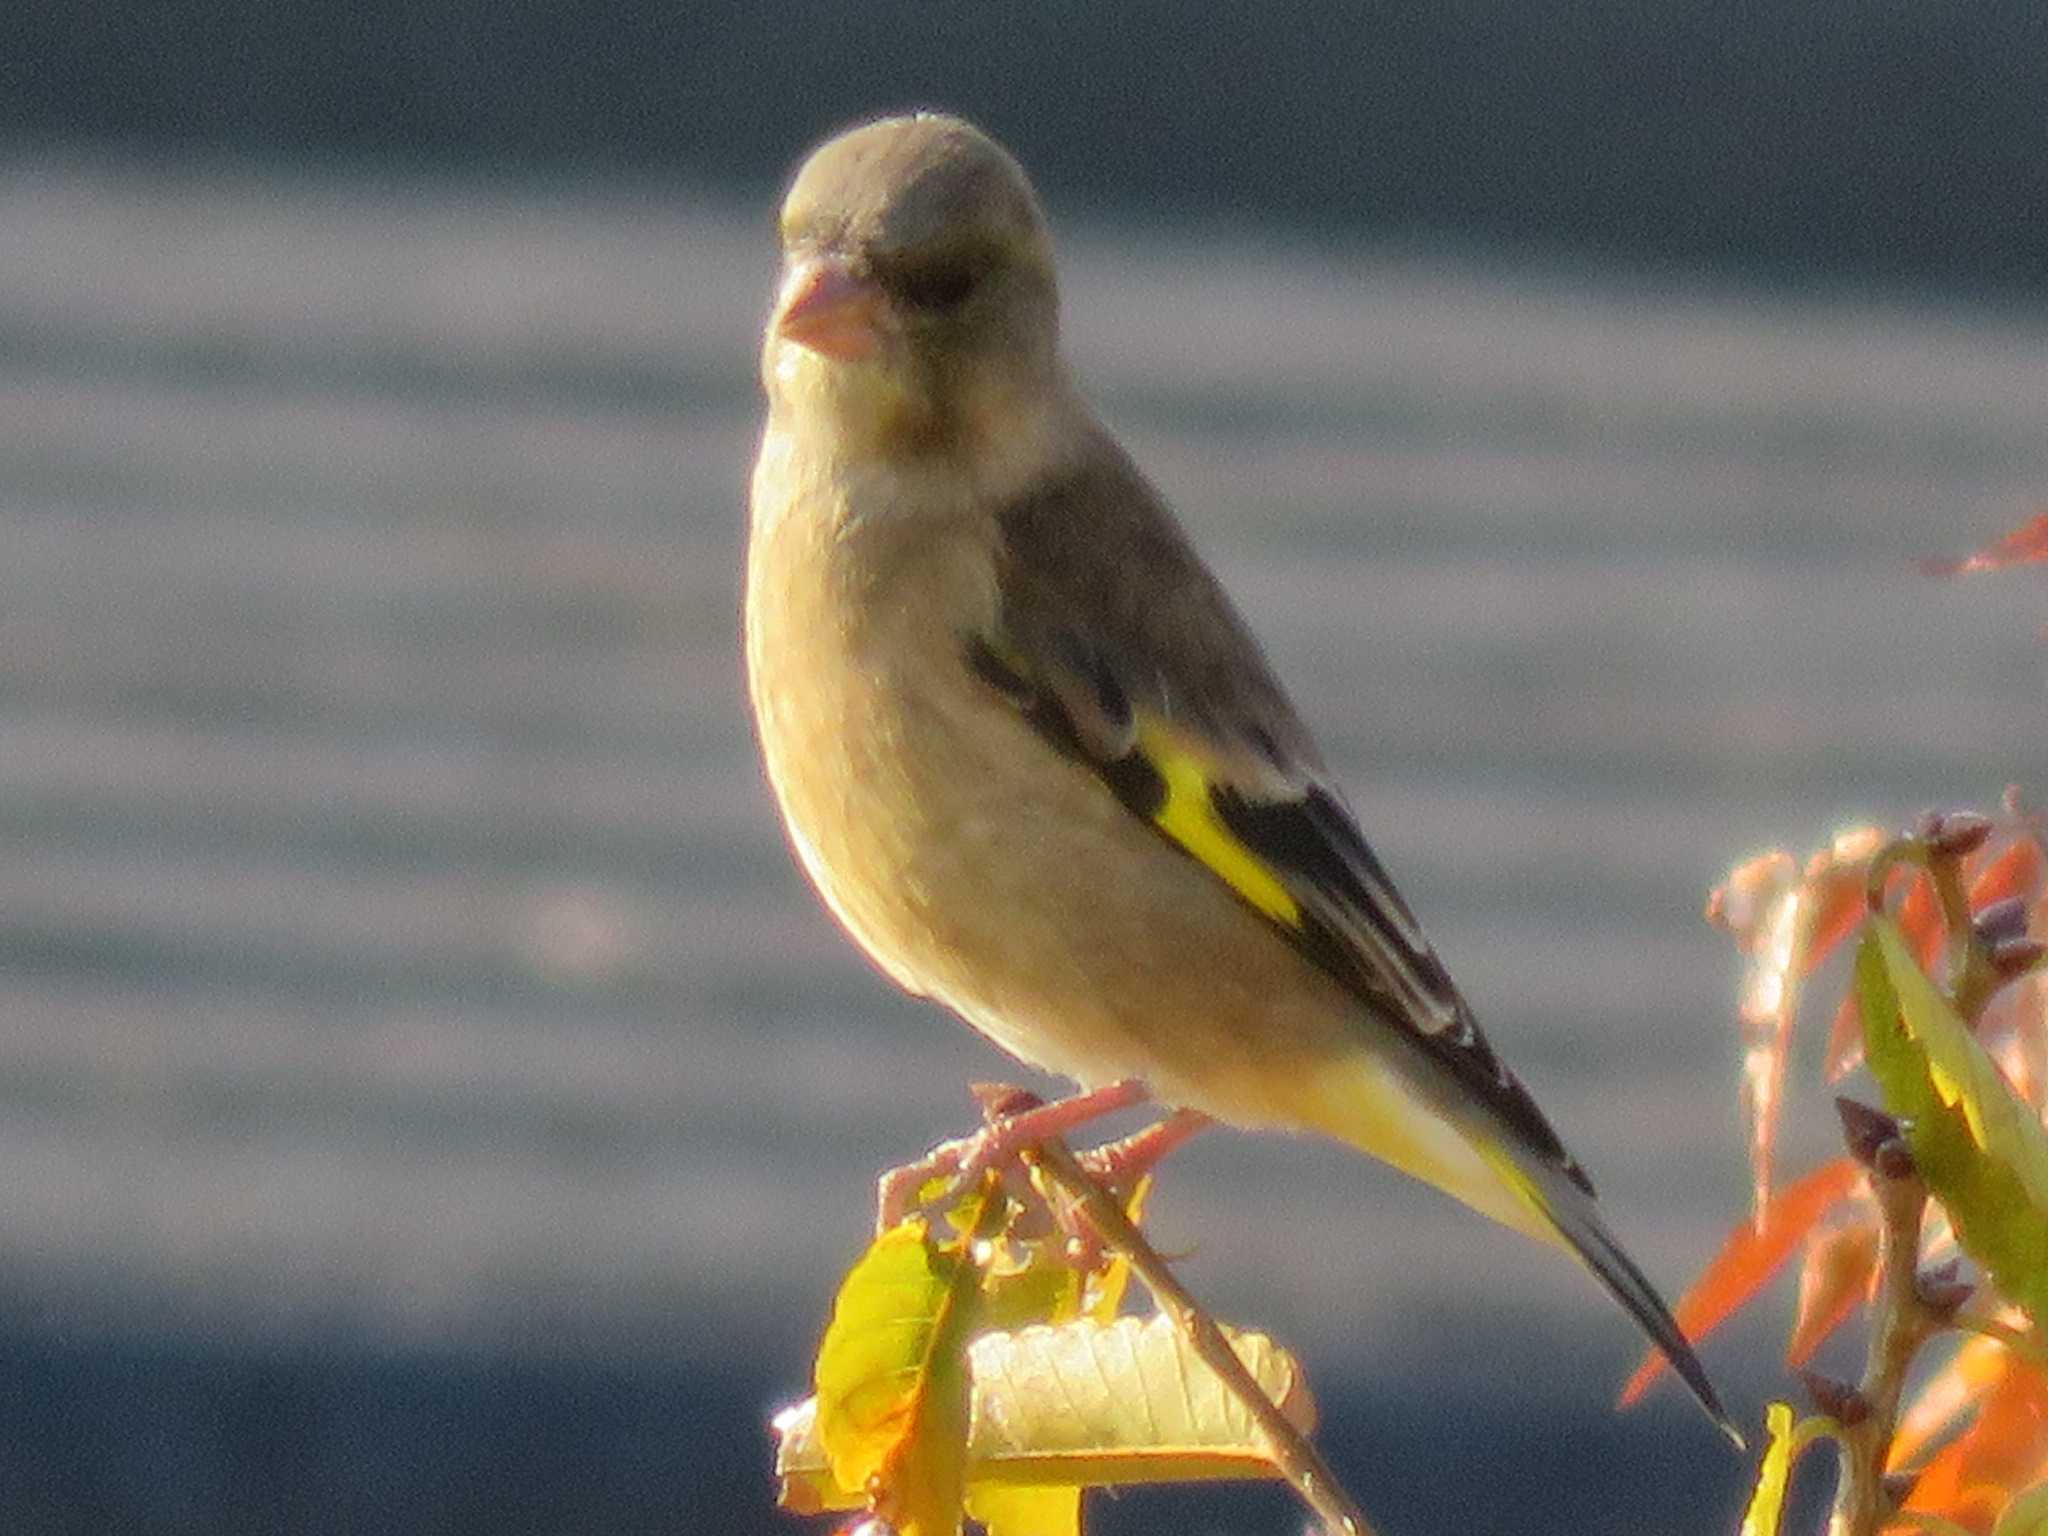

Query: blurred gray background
left=4, top=6, right=2046, bottom=1533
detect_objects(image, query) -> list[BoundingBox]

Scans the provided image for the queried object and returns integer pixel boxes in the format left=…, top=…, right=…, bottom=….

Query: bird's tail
left=1479, top=1139, right=1743, bottom=1447
left=1291, top=1056, right=1741, bottom=1445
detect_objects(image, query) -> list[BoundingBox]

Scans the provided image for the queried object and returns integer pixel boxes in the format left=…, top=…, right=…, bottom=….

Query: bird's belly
left=751, top=622, right=1360, bottom=1126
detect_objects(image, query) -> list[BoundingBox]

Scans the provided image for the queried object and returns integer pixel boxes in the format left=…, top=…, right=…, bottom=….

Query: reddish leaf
left=1900, top=870, right=1946, bottom=972
left=1923, top=512, right=2048, bottom=578
left=1978, top=837, right=2048, bottom=1109
left=1706, top=851, right=1798, bottom=943
left=1711, top=830, right=1885, bottom=1215
left=1825, top=990, right=1867, bottom=1083
left=1995, top=1023, right=2046, bottom=1115
left=1898, top=1354, right=2048, bottom=1534
left=1621, top=1157, right=1864, bottom=1405
left=1892, top=1335, right=2012, bottom=1474
left=1713, top=853, right=1803, bottom=1219
left=1803, top=845, right=1882, bottom=1088
left=1803, top=854, right=1880, bottom=978
left=1785, top=1220, right=1881, bottom=1368
left=1740, top=898, right=1800, bottom=1219
left=1970, top=838, right=2046, bottom=914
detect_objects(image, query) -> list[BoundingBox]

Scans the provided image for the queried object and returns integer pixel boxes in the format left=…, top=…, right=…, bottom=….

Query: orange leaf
left=1899, top=1354, right=2048, bottom=1534
left=1995, top=1024, right=2046, bottom=1115
left=1713, top=853, right=1803, bottom=1219
left=1803, top=855, right=1879, bottom=978
left=1923, top=511, right=2048, bottom=578
left=1739, top=880, right=1801, bottom=1219
left=1707, top=851, right=1799, bottom=944
left=1711, top=830, right=1886, bottom=1216
left=1621, top=1157, right=1864, bottom=1405
left=1970, top=838, right=2046, bottom=913
left=1801, top=840, right=1893, bottom=1081
left=1826, top=990, right=1867, bottom=1083
left=1892, top=1334, right=2012, bottom=1473
left=1972, top=827, right=2047, bottom=1112
left=1973, top=833, right=2047, bottom=1112
left=1785, top=1220, right=1881, bottom=1368
left=1900, top=870, right=1945, bottom=973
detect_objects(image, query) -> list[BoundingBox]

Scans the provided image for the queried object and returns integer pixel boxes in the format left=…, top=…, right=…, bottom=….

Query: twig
left=1024, top=1134, right=1379, bottom=1536
left=1827, top=1150, right=1933, bottom=1536
left=1829, top=820, right=2016, bottom=1535
left=1947, top=1307, right=2048, bottom=1370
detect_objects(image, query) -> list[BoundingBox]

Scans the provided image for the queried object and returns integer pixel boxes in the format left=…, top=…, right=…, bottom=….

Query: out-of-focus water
left=1, top=156, right=2044, bottom=1533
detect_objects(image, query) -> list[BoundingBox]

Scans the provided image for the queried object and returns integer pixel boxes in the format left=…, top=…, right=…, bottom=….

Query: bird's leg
left=875, top=1139, right=973, bottom=1233
left=1058, top=1108, right=1213, bottom=1271
left=873, top=1078, right=1151, bottom=1232
left=1076, top=1107, right=1213, bottom=1189
left=965, top=1077, right=1151, bottom=1172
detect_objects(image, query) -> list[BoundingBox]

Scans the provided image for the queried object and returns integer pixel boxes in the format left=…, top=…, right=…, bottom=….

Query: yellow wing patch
left=1135, top=719, right=1301, bottom=926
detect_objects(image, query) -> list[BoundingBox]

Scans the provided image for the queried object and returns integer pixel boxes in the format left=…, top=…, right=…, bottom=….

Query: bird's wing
left=975, top=438, right=1589, bottom=1195
left=973, top=437, right=1742, bottom=1446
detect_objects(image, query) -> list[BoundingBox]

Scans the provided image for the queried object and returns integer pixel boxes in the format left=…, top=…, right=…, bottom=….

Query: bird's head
left=763, top=113, right=1063, bottom=456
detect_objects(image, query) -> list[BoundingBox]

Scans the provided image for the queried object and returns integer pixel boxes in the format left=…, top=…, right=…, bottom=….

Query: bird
left=744, top=109, right=1735, bottom=1442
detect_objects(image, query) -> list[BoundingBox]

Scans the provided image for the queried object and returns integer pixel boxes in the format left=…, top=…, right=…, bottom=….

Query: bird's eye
left=888, top=257, right=981, bottom=313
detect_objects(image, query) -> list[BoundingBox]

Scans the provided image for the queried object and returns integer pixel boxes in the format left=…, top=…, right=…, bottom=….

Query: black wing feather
left=1212, top=786, right=1589, bottom=1191
left=979, top=449, right=1590, bottom=1195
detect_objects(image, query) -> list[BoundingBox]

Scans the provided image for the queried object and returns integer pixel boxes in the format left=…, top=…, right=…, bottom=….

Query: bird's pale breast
left=744, top=432, right=1373, bottom=1130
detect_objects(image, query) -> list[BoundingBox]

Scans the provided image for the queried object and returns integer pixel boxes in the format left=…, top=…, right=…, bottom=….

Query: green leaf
left=1858, top=919, right=2048, bottom=1320
left=776, top=1314, right=1314, bottom=1512
left=977, top=1172, right=1153, bottom=1338
left=1994, top=1481, right=2048, bottom=1536
left=1990, top=1482, right=2048, bottom=1536
left=1739, top=1402, right=1801, bottom=1536
left=964, top=1485, right=1083, bottom=1536
left=810, top=1192, right=1002, bottom=1536
left=977, top=1241, right=1086, bottom=1337
left=963, top=1313, right=1314, bottom=1488
left=812, top=1221, right=960, bottom=1493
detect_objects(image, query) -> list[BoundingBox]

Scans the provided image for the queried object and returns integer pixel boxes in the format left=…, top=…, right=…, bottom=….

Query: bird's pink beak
left=773, top=256, right=886, bottom=361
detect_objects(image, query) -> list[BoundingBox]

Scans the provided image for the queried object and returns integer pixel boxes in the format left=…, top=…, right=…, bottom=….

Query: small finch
left=745, top=111, right=1734, bottom=1440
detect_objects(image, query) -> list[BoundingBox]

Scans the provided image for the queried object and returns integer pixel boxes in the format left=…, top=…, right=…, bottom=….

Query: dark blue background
left=9, top=1, right=2047, bottom=294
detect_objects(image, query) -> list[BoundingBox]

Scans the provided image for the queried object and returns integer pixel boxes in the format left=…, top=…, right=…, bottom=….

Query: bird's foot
left=873, top=1078, right=1152, bottom=1234
left=1056, top=1108, right=1213, bottom=1271
left=1074, top=1106, right=1213, bottom=1191
left=874, top=1135, right=976, bottom=1233
left=872, top=1085, right=1216, bottom=1275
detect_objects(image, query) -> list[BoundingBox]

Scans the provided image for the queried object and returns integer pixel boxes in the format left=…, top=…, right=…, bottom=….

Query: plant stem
left=1828, top=1162, right=1933, bottom=1536
left=1025, top=1135, right=1379, bottom=1536
left=1947, top=1307, right=2048, bottom=1369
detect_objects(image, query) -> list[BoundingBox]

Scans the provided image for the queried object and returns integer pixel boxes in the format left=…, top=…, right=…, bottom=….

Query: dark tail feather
left=1546, top=1187, right=1745, bottom=1448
